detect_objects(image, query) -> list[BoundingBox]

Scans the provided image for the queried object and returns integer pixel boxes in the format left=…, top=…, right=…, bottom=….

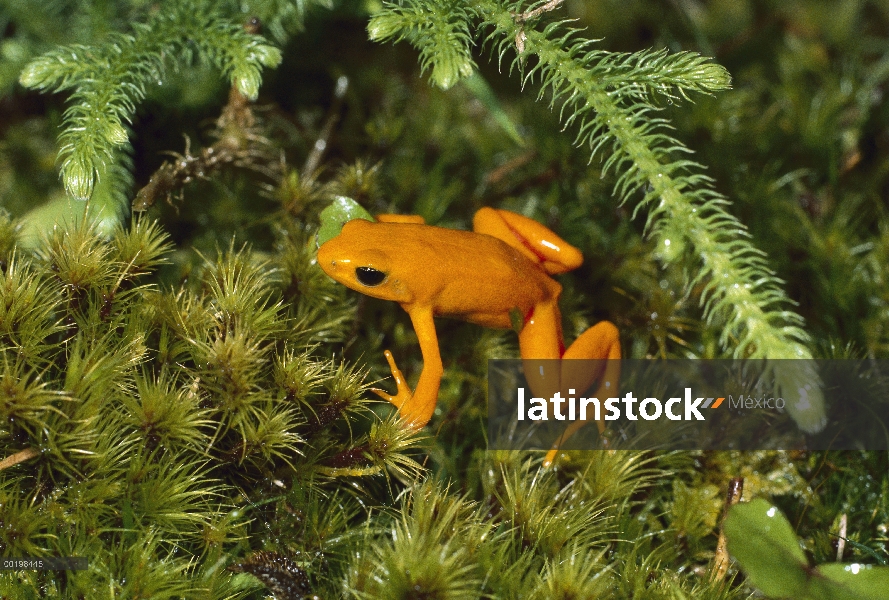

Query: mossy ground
left=1, top=1, right=888, bottom=598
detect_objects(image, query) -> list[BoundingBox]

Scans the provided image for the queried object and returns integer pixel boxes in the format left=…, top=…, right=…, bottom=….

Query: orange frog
left=317, top=207, right=621, bottom=465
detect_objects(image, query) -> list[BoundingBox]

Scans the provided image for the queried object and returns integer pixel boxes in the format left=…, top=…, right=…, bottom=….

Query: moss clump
left=0, top=216, right=423, bottom=597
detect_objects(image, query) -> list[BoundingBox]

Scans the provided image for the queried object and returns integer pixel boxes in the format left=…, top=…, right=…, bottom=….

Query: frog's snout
left=316, top=241, right=339, bottom=277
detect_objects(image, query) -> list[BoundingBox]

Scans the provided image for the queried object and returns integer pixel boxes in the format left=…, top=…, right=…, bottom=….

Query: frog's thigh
left=517, top=301, right=563, bottom=360
left=563, top=321, right=621, bottom=360
left=473, top=208, right=582, bottom=274
left=472, top=208, right=536, bottom=261
left=472, top=207, right=548, bottom=248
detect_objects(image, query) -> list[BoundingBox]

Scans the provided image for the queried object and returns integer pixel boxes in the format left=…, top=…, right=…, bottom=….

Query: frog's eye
left=355, top=266, right=387, bottom=287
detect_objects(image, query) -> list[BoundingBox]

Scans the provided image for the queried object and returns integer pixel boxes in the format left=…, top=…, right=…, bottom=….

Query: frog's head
left=317, top=219, right=412, bottom=303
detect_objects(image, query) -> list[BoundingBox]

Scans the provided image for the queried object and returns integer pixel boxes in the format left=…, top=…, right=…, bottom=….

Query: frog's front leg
left=371, top=305, right=443, bottom=430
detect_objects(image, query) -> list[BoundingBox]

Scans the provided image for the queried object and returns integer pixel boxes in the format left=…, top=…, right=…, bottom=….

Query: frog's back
left=381, top=222, right=562, bottom=328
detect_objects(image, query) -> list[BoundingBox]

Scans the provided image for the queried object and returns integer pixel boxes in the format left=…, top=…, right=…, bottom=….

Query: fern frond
left=240, top=0, right=335, bottom=42
left=368, top=0, right=475, bottom=90
left=583, top=47, right=732, bottom=103
left=19, top=0, right=281, bottom=200
left=479, top=4, right=812, bottom=365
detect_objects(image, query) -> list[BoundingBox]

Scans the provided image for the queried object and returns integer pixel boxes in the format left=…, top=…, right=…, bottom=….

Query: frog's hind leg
left=542, top=321, right=621, bottom=466
left=562, top=320, right=622, bottom=420
left=473, top=208, right=583, bottom=274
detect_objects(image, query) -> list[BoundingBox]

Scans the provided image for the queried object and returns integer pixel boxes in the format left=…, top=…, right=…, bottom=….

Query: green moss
left=2, top=1, right=889, bottom=598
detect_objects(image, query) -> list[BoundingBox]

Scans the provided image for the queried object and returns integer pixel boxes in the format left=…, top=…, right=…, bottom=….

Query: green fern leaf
left=369, top=0, right=475, bottom=90
left=20, top=1, right=281, bottom=201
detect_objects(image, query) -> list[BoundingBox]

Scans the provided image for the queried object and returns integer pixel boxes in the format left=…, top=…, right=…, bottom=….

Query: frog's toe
left=373, top=350, right=415, bottom=412
left=371, top=380, right=412, bottom=409
left=370, top=386, right=398, bottom=405
left=542, top=447, right=560, bottom=468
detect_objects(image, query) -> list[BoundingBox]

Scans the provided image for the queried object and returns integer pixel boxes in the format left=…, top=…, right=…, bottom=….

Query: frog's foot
left=543, top=421, right=588, bottom=467
left=542, top=420, right=612, bottom=467
left=370, top=350, right=421, bottom=431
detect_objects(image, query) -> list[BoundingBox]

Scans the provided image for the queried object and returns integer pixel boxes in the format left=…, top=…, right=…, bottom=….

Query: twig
left=520, top=0, right=565, bottom=22
left=131, top=84, right=275, bottom=211
left=132, top=17, right=276, bottom=211
left=712, top=477, right=744, bottom=582
left=514, top=0, right=565, bottom=54
left=837, top=513, right=847, bottom=561
left=0, top=447, right=39, bottom=471
left=484, top=150, right=537, bottom=186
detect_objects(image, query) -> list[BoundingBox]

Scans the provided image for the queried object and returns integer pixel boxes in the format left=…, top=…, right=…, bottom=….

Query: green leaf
left=367, top=10, right=406, bottom=41
left=772, top=361, right=827, bottom=434
left=814, top=563, right=889, bottom=600
left=724, top=498, right=809, bottom=598
left=316, top=196, right=373, bottom=246
left=724, top=503, right=889, bottom=600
